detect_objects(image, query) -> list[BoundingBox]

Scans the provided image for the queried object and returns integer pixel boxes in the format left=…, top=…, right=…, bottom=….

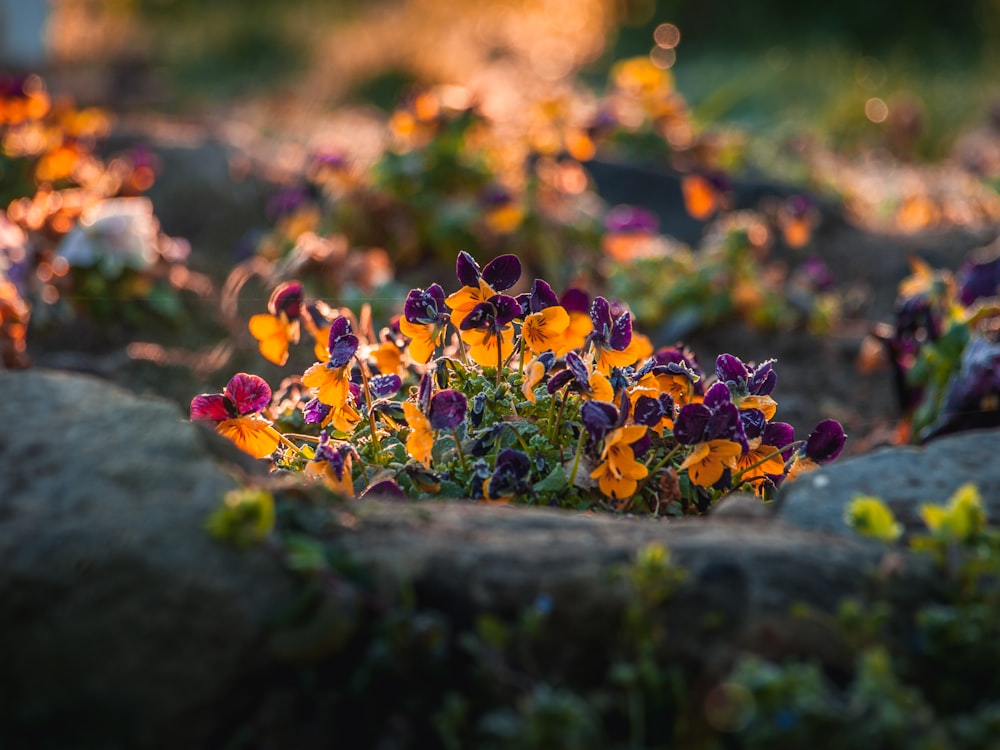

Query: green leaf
left=533, top=464, right=568, bottom=493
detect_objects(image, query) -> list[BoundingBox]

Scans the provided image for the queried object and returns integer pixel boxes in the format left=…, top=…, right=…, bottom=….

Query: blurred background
left=2, top=0, right=998, bottom=161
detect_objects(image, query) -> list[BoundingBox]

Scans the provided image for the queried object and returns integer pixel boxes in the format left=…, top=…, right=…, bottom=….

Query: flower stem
left=567, top=427, right=587, bottom=487
left=635, top=442, right=683, bottom=494
left=451, top=428, right=469, bottom=471
left=267, top=426, right=310, bottom=458
left=496, top=336, right=503, bottom=390
left=730, top=440, right=804, bottom=485
left=355, top=357, right=382, bottom=457
left=282, top=433, right=320, bottom=443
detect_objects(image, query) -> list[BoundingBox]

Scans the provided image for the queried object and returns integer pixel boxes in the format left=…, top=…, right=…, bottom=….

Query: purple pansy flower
left=369, top=373, right=402, bottom=399
left=429, top=389, right=468, bottom=430
left=673, top=382, right=748, bottom=451
left=587, top=296, right=632, bottom=353
left=581, top=400, right=620, bottom=441
left=804, top=419, right=846, bottom=463
left=359, top=479, right=406, bottom=500
left=403, top=283, right=447, bottom=324
left=456, top=251, right=521, bottom=292
left=715, top=354, right=777, bottom=397
left=327, top=317, right=359, bottom=368
left=485, top=449, right=532, bottom=498
left=605, top=204, right=659, bottom=235
left=957, top=254, right=1000, bottom=307
left=191, top=372, right=271, bottom=422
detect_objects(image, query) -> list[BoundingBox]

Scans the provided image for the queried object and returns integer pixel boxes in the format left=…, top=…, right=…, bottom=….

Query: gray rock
left=776, top=428, right=1000, bottom=535
left=0, top=369, right=292, bottom=749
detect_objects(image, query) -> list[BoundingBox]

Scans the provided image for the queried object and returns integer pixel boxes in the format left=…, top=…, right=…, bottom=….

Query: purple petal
left=631, top=431, right=651, bottom=459
left=224, top=373, right=272, bottom=415
left=546, top=370, right=574, bottom=394
left=459, top=301, right=496, bottom=331
left=404, top=285, right=445, bottom=324
left=269, top=281, right=303, bottom=318
left=493, top=294, right=522, bottom=326
left=706, top=402, right=741, bottom=443
left=515, top=292, right=531, bottom=316
left=560, top=288, right=590, bottom=314
left=349, top=381, right=362, bottom=404
left=633, top=395, right=666, bottom=428
left=715, top=354, right=748, bottom=386
left=327, top=317, right=352, bottom=347
left=530, top=279, right=559, bottom=312
left=190, top=393, right=233, bottom=422
left=763, top=422, right=796, bottom=459
left=370, top=373, right=402, bottom=399
left=805, top=420, right=847, bottom=463
left=739, top=408, right=766, bottom=439
left=495, top=448, right=530, bottom=477
left=359, top=479, right=406, bottom=500
left=581, top=400, right=619, bottom=439
left=303, top=397, right=331, bottom=424
left=481, top=254, right=521, bottom=291
left=418, top=372, right=433, bottom=411
left=589, top=296, right=612, bottom=331
left=328, top=334, right=359, bottom=368
left=749, top=360, right=777, bottom=396
left=703, top=382, right=732, bottom=410
left=429, top=389, right=468, bottom=430
left=673, top=403, right=711, bottom=444
left=958, top=254, right=1000, bottom=306
left=565, top=351, right=591, bottom=387
left=456, top=251, right=482, bottom=287
left=609, top=311, right=632, bottom=351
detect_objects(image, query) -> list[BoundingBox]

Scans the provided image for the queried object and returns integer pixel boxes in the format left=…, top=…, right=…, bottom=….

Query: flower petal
left=429, top=389, right=468, bottom=430
left=481, top=254, right=521, bottom=291
left=190, top=393, right=231, bottom=423
left=224, top=373, right=272, bottom=415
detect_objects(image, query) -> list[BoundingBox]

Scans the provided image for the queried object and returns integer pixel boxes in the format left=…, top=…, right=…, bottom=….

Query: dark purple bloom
left=479, top=184, right=514, bottom=208
left=303, top=397, right=331, bottom=424
left=804, top=420, right=846, bottom=463
left=529, top=279, right=560, bottom=312
left=605, top=204, right=659, bottom=234
left=715, top=354, right=776, bottom=397
left=763, top=422, right=796, bottom=457
left=485, top=448, right=532, bottom=498
left=958, top=254, right=1000, bottom=306
left=460, top=294, right=521, bottom=332
left=800, top=256, right=836, bottom=292
left=739, top=408, right=767, bottom=440
left=547, top=351, right=591, bottom=395
left=191, top=372, right=272, bottom=422
left=404, top=283, right=447, bottom=324
left=266, top=185, right=313, bottom=221
left=560, top=288, right=590, bottom=314
left=581, top=400, right=620, bottom=440
left=417, top=372, right=433, bottom=411
left=921, top=337, right=1000, bottom=439
left=633, top=395, right=666, bottom=428
left=359, top=479, right=406, bottom=500
left=369, top=373, right=402, bottom=399
left=268, top=281, right=303, bottom=318
left=469, top=392, right=487, bottom=428
left=588, top=296, right=632, bottom=352
left=455, top=251, right=521, bottom=292
left=325, top=317, right=359, bottom=368
left=673, top=383, right=747, bottom=451
left=429, top=389, right=468, bottom=430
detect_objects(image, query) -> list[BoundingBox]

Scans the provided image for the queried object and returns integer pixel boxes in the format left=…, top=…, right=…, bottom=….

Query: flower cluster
left=1, top=72, right=195, bottom=335
left=865, top=250, right=1000, bottom=442
left=193, top=251, right=846, bottom=513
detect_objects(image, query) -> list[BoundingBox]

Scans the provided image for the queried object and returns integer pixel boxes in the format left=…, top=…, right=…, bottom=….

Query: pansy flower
left=428, top=389, right=468, bottom=430
left=445, top=251, right=521, bottom=329
left=557, top=288, right=594, bottom=355
left=521, top=279, right=570, bottom=356
left=399, top=283, right=449, bottom=364
left=681, top=170, right=730, bottom=221
left=546, top=351, right=614, bottom=402
left=306, top=434, right=357, bottom=497
left=191, top=373, right=280, bottom=459
left=248, top=281, right=303, bottom=366
left=632, top=358, right=700, bottom=409
left=787, top=419, right=847, bottom=479
left=581, top=399, right=622, bottom=443
left=586, top=296, right=642, bottom=375
left=674, top=382, right=748, bottom=488
left=302, top=317, right=358, bottom=406
left=728, top=408, right=788, bottom=492
left=715, top=354, right=778, bottom=418
left=483, top=448, right=531, bottom=501
left=480, top=185, right=524, bottom=235
left=590, top=424, right=649, bottom=499
left=459, top=294, right=520, bottom=368
left=603, top=204, right=659, bottom=262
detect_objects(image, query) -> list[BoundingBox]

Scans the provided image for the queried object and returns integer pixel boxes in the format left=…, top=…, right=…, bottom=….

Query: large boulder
left=0, top=369, right=293, bottom=749
left=777, top=428, right=1000, bottom=535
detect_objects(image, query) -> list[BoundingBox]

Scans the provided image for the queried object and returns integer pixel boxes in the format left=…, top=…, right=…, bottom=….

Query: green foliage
left=205, top=487, right=275, bottom=547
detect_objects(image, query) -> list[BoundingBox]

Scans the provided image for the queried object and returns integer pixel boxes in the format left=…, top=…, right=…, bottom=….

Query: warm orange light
left=653, top=23, right=680, bottom=49
left=864, top=97, right=889, bottom=123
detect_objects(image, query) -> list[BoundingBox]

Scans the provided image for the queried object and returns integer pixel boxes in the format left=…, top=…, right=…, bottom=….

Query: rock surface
left=4, top=368, right=996, bottom=748
left=777, top=428, right=1000, bottom=535
left=0, top=369, right=292, bottom=749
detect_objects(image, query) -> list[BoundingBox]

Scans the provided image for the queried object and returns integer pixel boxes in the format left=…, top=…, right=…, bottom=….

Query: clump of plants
left=866, top=245, right=1000, bottom=442
left=601, top=202, right=840, bottom=339
left=0, top=72, right=194, bottom=342
left=192, top=250, right=845, bottom=513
